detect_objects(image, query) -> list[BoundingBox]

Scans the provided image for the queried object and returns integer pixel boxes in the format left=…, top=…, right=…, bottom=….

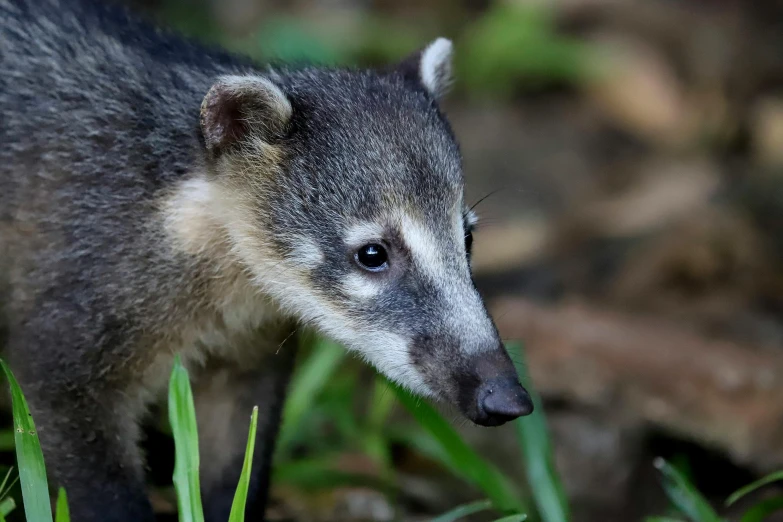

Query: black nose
left=475, top=377, right=534, bottom=426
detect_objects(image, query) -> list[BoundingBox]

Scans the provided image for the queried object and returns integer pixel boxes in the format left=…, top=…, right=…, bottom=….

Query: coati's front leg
left=7, top=326, right=155, bottom=522
left=194, top=334, right=298, bottom=522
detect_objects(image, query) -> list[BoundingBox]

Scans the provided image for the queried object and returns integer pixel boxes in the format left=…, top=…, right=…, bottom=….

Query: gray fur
left=0, top=0, right=530, bottom=520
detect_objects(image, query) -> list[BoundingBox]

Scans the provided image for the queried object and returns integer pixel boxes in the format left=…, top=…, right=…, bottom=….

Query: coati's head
left=196, top=39, right=533, bottom=426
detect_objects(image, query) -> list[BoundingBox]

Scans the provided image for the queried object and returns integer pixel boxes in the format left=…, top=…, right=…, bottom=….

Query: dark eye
left=465, top=229, right=474, bottom=258
left=355, top=243, right=389, bottom=272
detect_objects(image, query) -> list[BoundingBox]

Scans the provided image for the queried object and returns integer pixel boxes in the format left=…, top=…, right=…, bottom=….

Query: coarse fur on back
left=0, top=0, right=532, bottom=520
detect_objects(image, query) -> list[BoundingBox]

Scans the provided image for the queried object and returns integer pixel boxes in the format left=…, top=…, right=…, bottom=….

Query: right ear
left=394, top=38, right=454, bottom=100
left=200, top=75, right=292, bottom=156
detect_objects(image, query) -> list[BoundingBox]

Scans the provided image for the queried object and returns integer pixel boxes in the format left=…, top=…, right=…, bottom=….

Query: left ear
left=200, top=75, right=292, bottom=157
left=394, top=38, right=453, bottom=99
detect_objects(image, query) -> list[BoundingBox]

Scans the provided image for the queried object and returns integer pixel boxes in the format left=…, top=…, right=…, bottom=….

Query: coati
left=0, top=0, right=534, bottom=520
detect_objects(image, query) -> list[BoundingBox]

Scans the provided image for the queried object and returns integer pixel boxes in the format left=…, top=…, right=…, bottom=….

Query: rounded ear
left=200, top=75, right=292, bottom=156
left=394, top=38, right=453, bottom=99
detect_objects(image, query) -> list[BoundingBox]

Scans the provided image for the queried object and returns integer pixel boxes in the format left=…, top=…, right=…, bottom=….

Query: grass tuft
left=228, top=406, right=259, bottom=522
left=726, top=470, right=783, bottom=507
left=507, top=343, right=570, bottom=522
left=653, top=458, right=723, bottom=522
left=168, top=356, right=205, bottom=522
left=0, top=341, right=781, bottom=522
left=0, top=360, right=53, bottom=522
left=430, top=499, right=494, bottom=522
left=393, top=383, right=526, bottom=514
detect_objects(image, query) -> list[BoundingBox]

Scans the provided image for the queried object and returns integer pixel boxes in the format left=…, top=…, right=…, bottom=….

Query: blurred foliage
left=644, top=460, right=783, bottom=522
left=0, top=343, right=780, bottom=520
left=509, top=344, right=569, bottom=522
left=271, top=337, right=565, bottom=520
left=393, top=381, right=526, bottom=514
left=651, top=459, right=725, bottom=522
left=153, top=0, right=597, bottom=98
left=458, top=5, right=593, bottom=98
left=727, top=471, right=783, bottom=507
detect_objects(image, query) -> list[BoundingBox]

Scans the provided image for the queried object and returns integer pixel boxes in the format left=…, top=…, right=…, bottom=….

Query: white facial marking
left=360, top=332, right=433, bottom=397
left=342, top=272, right=382, bottom=300
left=399, top=212, right=496, bottom=355
left=400, top=214, right=447, bottom=280
left=345, top=222, right=385, bottom=246
left=287, top=236, right=325, bottom=266
left=275, top=284, right=431, bottom=396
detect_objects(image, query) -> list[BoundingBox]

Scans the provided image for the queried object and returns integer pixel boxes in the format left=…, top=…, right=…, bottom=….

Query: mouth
left=468, top=375, right=534, bottom=426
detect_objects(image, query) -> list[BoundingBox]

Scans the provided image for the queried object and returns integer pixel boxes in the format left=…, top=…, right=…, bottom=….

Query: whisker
left=468, top=188, right=504, bottom=214
left=275, top=327, right=299, bottom=354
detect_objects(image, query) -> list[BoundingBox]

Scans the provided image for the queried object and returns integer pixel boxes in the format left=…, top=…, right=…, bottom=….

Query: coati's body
left=0, top=0, right=533, bottom=520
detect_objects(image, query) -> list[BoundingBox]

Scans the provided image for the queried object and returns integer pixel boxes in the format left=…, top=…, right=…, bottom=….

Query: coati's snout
left=412, top=334, right=533, bottom=426
left=475, top=377, right=534, bottom=426
left=456, top=348, right=534, bottom=426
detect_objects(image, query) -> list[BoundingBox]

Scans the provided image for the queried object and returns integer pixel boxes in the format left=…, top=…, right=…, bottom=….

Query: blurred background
left=8, top=0, right=783, bottom=520
left=131, top=0, right=783, bottom=520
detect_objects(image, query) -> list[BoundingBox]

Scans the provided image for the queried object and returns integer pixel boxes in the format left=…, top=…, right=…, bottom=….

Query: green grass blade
left=430, top=499, right=493, bottom=522
left=0, top=360, right=53, bottom=522
left=0, top=498, right=15, bottom=517
left=368, top=377, right=396, bottom=429
left=363, top=377, right=397, bottom=472
left=274, top=455, right=397, bottom=492
left=277, top=338, right=346, bottom=453
left=491, top=515, right=528, bottom=522
left=168, top=356, right=205, bottom=522
left=0, top=468, right=15, bottom=499
left=55, top=488, right=70, bottom=522
left=388, top=426, right=450, bottom=466
left=393, top=384, right=525, bottom=513
left=654, top=458, right=721, bottom=522
left=507, top=344, right=570, bottom=522
left=0, top=476, right=19, bottom=503
left=228, top=406, right=259, bottom=522
left=726, top=470, right=783, bottom=506
left=740, top=496, right=783, bottom=522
